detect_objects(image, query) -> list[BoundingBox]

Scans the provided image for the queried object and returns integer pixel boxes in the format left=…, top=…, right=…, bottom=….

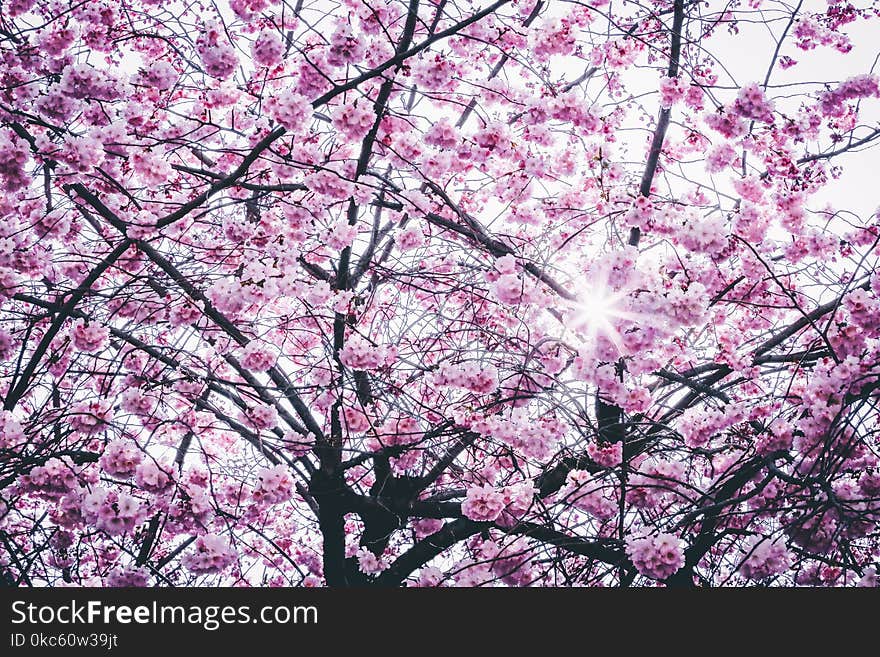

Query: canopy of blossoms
left=1, top=0, right=879, bottom=587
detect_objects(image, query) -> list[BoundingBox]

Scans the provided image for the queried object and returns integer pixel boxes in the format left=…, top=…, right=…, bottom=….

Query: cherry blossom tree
left=1, top=0, right=879, bottom=588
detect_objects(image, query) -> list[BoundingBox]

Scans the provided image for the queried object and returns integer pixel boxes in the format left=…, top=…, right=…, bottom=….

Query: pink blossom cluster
left=340, top=334, right=397, bottom=371
left=705, top=143, right=738, bottom=174
left=627, top=459, right=687, bottom=509
left=705, top=110, right=748, bottom=139
left=677, top=404, right=744, bottom=449
left=334, top=102, right=375, bottom=140
left=135, top=461, right=172, bottom=492
left=793, top=17, right=852, bottom=54
left=858, top=567, right=878, bottom=587
left=483, top=538, right=535, bottom=586
left=59, top=135, right=105, bottom=173
left=239, top=340, right=278, bottom=372
left=738, top=536, right=791, bottom=580
left=120, top=388, right=156, bottom=417
left=461, top=484, right=506, bottom=521
left=243, top=403, right=279, bottom=431
left=665, top=282, right=709, bottom=327
left=433, top=361, right=499, bottom=395
left=369, top=416, right=422, bottom=449
left=468, top=410, right=566, bottom=461
left=819, top=74, right=880, bottom=117
left=327, top=24, right=366, bottom=67
left=71, top=319, right=109, bottom=353
left=492, top=272, right=536, bottom=305
left=0, top=411, right=25, bottom=449
left=659, top=75, right=688, bottom=109
left=325, top=219, right=359, bottom=250
left=424, top=119, right=459, bottom=149
left=252, top=29, right=284, bottom=68
left=625, top=532, right=686, bottom=580
left=58, top=63, right=119, bottom=100
left=498, top=481, right=536, bottom=524
left=229, top=0, right=272, bottom=21
left=18, top=458, right=78, bottom=500
left=0, top=128, right=29, bottom=191
left=105, top=566, right=150, bottom=587
left=625, top=195, right=653, bottom=231
left=269, top=89, right=312, bottom=132
left=412, top=55, right=458, bottom=90
left=396, top=223, right=426, bottom=250
left=415, top=566, right=444, bottom=587
left=135, top=61, right=178, bottom=90
left=196, top=22, right=239, bottom=79
left=207, top=278, right=248, bottom=315
left=356, top=548, right=389, bottom=575
left=99, top=439, right=142, bottom=479
left=587, top=441, right=623, bottom=468
left=182, top=534, right=237, bottom=574
left=0, top=268, right=21, bottom=300
left=81, top=487, right=146, bottom=536
left=252, top=465, right=294, bottom=505
left=732, top=82, right=775, bottom=123
left=69, top=400, right=114, bottom=435
left=561, top=470, right=616, bottom=519
left=677, top=214, right=729, bottom=256
left=5, top=0, right=36, bottom=17
left=547, top=93, right=602, bottom=131
left=754, top=419, right=794, bottom=455
left=130, top=151, right=172, bottom=186
left=531, top=18, right=577, bottom=59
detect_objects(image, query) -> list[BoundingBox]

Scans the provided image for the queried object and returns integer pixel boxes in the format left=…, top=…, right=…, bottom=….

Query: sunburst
left=566, top=269, right=637, bottom=355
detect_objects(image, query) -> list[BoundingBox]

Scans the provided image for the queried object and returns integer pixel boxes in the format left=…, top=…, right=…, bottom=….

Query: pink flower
left=196, top=21, right=238, bottom=79
left=416, top=566, right=444, bottom=587
left=325, top=220, right=359, bottom=250
left=396, top=224, right=425, bottom=250
left=239, top=340, right=278, bottom=372
left=738, top=536, right=791, bottom=580
left=120, top=388, right=156, bottom=416
left=334, top=102, right=374, bottom=140
left=461, top=484, right=506, bottom=522
left=433, top=362, right=500, bottom=395
left=587, top=441, right=623, bottom=468
left=252, top=465, right=294, bottom=505
left=819, top=74, right=880, bottom=117
left=562, top=470, right=617, bottom=520
left=71, top=319, right=108, bottom=353
left=0, top=411, right=25, bottom=449
left=625, top=532, right=686, bottom=580
left=182, top=534, right=237, bottom=574
left=339, top=335, right=397, bottom=371
left=732, top=82, right=774, bottom=122
left=136, top=61, right=178, bottom=90
left=356, top=548, right=388, bottom=575
left=706, top=143, right=738, bottom=174
left=343, top=406, right=370, bottom=434
left=413, top=518, right=443, bottom=539
left=252, top=29, right=284, bottom=67
left=99, top=439, right=143, bottom=478
left=659, top=75, right=687, bottom=109
left=327, top=24, right=365, bottom=67
left=245, top=404, right=279, bottom=430
left=106, top=566, right=150, bottom=587
left=269, top=89, right=312, bottom=132
left=135, top=461, right=172, bottom=492
left=858, top=567, right=878, bottom=587
left=424, top=119, right=459, bottom=149
left=69, top=400, right=113, bottom=435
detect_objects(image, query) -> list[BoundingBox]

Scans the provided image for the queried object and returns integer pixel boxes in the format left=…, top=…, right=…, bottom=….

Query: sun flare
left=567, top=277, right=634, bottom=353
